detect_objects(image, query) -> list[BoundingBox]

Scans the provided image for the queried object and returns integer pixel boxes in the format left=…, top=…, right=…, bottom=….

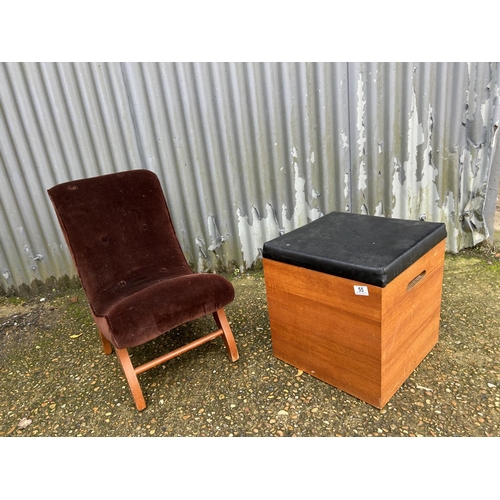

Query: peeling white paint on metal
left=293, top=164, right=322, bottom=226
left=357, top=165, right=367, bottom=193
left=340, top=132, right=349, bottom=149
left=458, top=68, right=497, bottom=247
left=343, top=172, right=350, bottom=209
left=236, top=149, right=323, bottom=268
left=237, top=204, right=281, bottom=269
left=481, top=101, right=491, bottom=126
left=374, top=201, right=384, bottom=216
left=207, top=215, right=224, bottom=252
left=417, top=103, right=440, bottom=220
left=441, top=191, right=460, bottom=253
left=356, top=74, right=367, bottom=193
left=392, top=88, right=429, bottom=219
left=195, top=237, right=208, bottom=271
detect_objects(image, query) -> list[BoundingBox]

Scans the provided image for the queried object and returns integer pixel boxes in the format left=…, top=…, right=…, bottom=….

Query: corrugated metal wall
left=1, top=62, right=499, bottom=293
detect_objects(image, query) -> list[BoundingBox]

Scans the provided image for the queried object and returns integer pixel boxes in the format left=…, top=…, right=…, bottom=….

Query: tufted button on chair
left=48, top=170, right=239, bottom=410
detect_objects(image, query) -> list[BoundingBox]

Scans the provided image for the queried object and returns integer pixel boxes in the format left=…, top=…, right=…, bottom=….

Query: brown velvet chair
left=48, top=170, right=239, bottom=410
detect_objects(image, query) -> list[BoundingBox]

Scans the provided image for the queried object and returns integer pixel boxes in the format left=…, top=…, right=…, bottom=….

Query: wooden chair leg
left=99, top=331, right=113, bottom=355
left=100, top=312, right=237, bottom=411
left=115, top=348, right=147, bottom=411
left=213, top=308, right=239, bottom=362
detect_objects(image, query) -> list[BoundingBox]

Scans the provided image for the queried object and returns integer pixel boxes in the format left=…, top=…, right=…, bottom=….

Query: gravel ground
left=1, top=229, right=499, bottom=496
left=2, top=244, right=500, bottom=438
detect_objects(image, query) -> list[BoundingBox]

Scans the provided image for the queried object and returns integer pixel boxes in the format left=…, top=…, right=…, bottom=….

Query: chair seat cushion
left=98, top=273, right=235, bottom=349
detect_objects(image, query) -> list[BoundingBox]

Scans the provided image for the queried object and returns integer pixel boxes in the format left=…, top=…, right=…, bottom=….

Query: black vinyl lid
left=262, top=211, right=447, bottom=287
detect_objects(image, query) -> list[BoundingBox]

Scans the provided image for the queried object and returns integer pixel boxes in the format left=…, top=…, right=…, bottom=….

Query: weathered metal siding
left=1, top=62, right=499, bottom=293
left=348, top=62, right=500, bottom=252
left=119, top=62, right=351, bottom=271
left=0, top=62, right=143, bottom=292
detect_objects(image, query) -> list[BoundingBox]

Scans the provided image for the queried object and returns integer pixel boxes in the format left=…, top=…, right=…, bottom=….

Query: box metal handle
left=407, top=270, right=426, bottom=291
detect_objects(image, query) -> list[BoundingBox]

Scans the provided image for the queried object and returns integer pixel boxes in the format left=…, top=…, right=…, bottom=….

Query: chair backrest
left=48, top=170, right=192, bottom=314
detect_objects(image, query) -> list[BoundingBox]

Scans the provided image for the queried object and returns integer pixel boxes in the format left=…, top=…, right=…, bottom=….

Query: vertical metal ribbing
left=1, top=62, right=499, bottom=291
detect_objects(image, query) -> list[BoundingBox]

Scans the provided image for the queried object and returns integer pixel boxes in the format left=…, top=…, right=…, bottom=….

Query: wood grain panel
left=263, top=240, right=445, bottom=408
left=264, top=258, right=383, bottom=406
left=379, top=240, right=445, bottom=406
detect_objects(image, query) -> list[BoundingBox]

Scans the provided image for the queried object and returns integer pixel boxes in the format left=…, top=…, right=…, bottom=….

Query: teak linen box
left=262, top=211, right=447, bottom=409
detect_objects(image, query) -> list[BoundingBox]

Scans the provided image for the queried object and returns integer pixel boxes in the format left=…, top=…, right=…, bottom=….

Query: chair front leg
left=115, top=348, right=147, bottom=411
left=99, top=331, right=113, bottom=355
left=213, top=308, right=239, bottom=362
